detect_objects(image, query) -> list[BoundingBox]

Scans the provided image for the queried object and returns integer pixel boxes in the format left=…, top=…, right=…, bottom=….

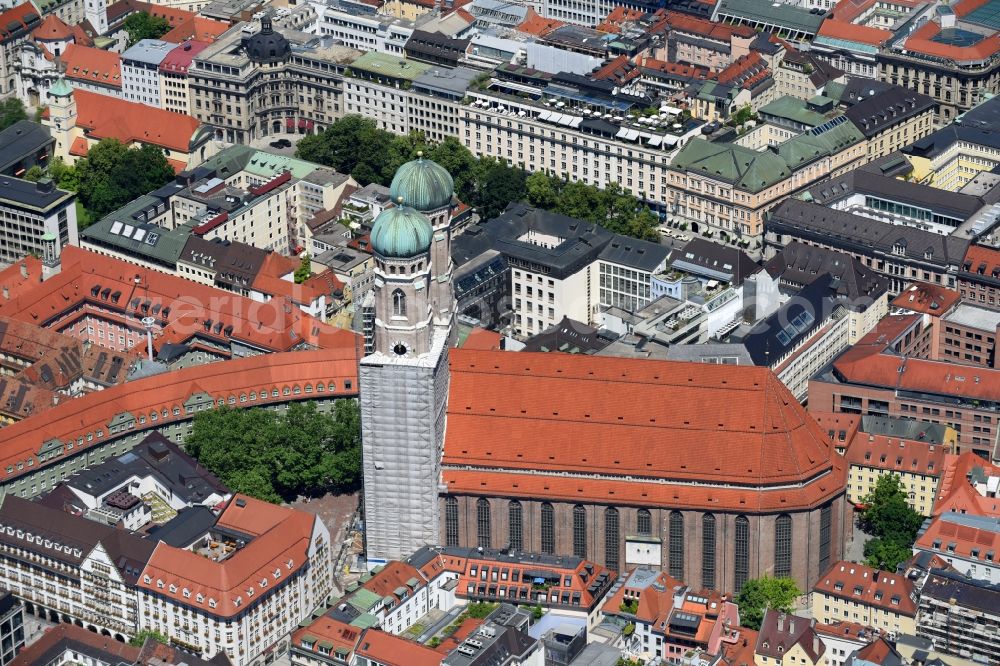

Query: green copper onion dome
left=370, top=198, right=433, bottom=258
left=389, top=152, right=454, bottom=212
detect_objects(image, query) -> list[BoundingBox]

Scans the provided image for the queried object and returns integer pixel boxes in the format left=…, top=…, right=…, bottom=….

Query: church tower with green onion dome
left=360, top=156, right=456, bottom=568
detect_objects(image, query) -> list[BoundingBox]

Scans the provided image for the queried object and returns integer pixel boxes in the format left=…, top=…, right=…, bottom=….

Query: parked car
left=269, top=138, right=292, bottom=149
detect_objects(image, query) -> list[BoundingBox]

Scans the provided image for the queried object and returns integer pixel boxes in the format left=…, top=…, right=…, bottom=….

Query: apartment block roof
left=813, top=561, right=917, bottom=616
left=766, top=241, right=887, bottom=300
left=409, top=545, right=615, bottom=613
left=715, top=0, right=825, bottom=34
left=0, top=347, right=359, bottom=487
left=844, top=87, right=935, bottom=139
left=441, top=349, right=844, bottom=512
left=122, top=38, right=174, bottom=65
left=63, top=44, right=122, bottom=88
left=0, top=494, right=155, bottom=581
left=0, top=119, right=51, bottom=172
left=672, top=238, right=759, bottom=285
left=357, top=631, right=442, bottom=666
left=0, top=246, right=356, bottom=354
left=0, top=3, right=38, bottom=44
left=962, top=244, right=1000, bottom=285
left=891, top=282, right=962, bottom=316
left=767, top=199, right=970, bottom=269
left=755, top=611, right=825, bottom=663
left=915, top=512, right=999, bottom=566
left=0, top=174, right=74, bottom=212
left=845, top=428, right=947, bottom=478
left=919, top=568, right=1000, bottom=615
left=933, top=451, right=1000, bottom=517
left=138, top=495, right=317, bottom=617
left=671, top=138, right=790, bottom=193
left=56, top=431, right=227, bottom=506
left=816, top=19, right=892, bottom=47
left=160, top=39, right=210, bottom=74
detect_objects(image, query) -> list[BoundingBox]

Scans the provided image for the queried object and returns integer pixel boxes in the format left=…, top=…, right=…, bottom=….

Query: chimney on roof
left=777, top=614, right=784, bottom=632
left=813, top=633, right=820, bottom=655
left=788, top=617, right=795, bottom=634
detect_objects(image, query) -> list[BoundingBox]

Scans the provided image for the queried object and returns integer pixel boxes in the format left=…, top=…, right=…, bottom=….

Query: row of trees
left=860, top=475, right=924, bottom=571
left=25, top=139, right=175, bottom=228
left=296, top=115, right=659, bottom=238
left=185, top=401, right=361, bottom=504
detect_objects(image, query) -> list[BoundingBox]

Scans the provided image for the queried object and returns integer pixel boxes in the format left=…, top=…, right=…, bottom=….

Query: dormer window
left=893, top=242, right=906, bottom=256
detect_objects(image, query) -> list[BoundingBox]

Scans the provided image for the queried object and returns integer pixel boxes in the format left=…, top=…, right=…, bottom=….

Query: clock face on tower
left=392, top=341, right=408, bottom=357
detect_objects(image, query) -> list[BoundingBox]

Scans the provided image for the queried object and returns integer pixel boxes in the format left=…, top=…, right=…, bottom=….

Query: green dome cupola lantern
left=389, top=152, right=454, bottom=212
left=369, top=197, right=433, bottom=258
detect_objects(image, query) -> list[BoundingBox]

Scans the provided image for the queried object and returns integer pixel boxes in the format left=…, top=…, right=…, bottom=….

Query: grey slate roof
left=0, top=175, right=73, bottom=211
left=0, top=495, right=155, bottom=583
left=61, top=432, right=227, bottom=507
left=0, top=120, right=53, bottom=173
left=844, top=87, right=935, bottom=138
left=765, top=240, right=888, bottom=301
left=671, top=238, right=759, bottom=285
left=767, top=199, right=970, bottom=269
left=732, top=274, right=838, bottom=366
left=920, top=569, right=1000, bottom=615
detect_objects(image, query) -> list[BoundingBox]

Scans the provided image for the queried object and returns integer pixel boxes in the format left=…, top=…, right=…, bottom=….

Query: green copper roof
left=49, top=77, right=73, bottom=98
left=389, top=155, right=453, bottom=212
left=671, top=138, right=790, bottom=193
left=370, top=203, right=432, bottom=258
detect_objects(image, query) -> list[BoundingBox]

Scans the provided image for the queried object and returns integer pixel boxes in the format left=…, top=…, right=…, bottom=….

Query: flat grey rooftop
left=943, top=302, right=1000, bottom=330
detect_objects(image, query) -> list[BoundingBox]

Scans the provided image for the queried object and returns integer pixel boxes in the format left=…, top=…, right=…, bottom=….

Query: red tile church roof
left=442, top=350, right=843, bottom=512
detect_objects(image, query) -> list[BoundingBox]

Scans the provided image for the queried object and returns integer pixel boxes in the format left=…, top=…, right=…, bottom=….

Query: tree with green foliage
left=731, top=104, right=755, bottom=126
left=123, top=11, right=171, bottom=47
left=735, top=576, right=801, bottom=630
left=48, top=157, right=80, bottom=191
left=471, top=157, right=527, bottom=220
left=130, top=629, right=168, bottom=646
left=23, top=165, right=44, bottom=182
left=616, top=657, right=643, bottom=666
left=75, top=140, right=174, bottom=221
left=464, top=602, right=499, bottom=619
left=859, top=474, right=924, bottom=571
left=424, top=137, right=478, bottom=202
left=185, top=401, right=361, bottom=503
left=0, top=98, right=27, bottom=132
left=295, top=115, right=396, bottom=186
left=294, top=253, right=311, bottom=284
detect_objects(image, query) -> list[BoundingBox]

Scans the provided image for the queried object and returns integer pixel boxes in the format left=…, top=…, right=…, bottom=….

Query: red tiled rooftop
left=11, top=624, right=140, bottom=665
left=904, top=20, right=1000, bottom=62
left=0, top=2, right=37, bottom=42
left=63, top=44, right=122, bottom=88
left=0, top=246, right=357, bottom=354
left=72, top=88, right=201, bottom=153
left=915, top=513, right=1000, bottom=564
left=891, top=282, right=961, bottom=315
left=962, top=244, right=1000, bottom=277
left=933, top=451, right=1000, bottom=517
left=661, top=10, right=754, bottom=40
left=139, top=495, right=317, bottom=617
left=161, top=16, right=230, bottom=43
left=32, top=14, right=72, bottom=41
left=159, top=39, right=209, bottom=74
left=813, top=561, right=917, bottom=616
left=817, top=19, right=892, bottom=46
left=517, top=10, right=564, bottom=36
left=845, top=430, right=948, bottom=478
left=356, top=631, right=442, bottom=666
